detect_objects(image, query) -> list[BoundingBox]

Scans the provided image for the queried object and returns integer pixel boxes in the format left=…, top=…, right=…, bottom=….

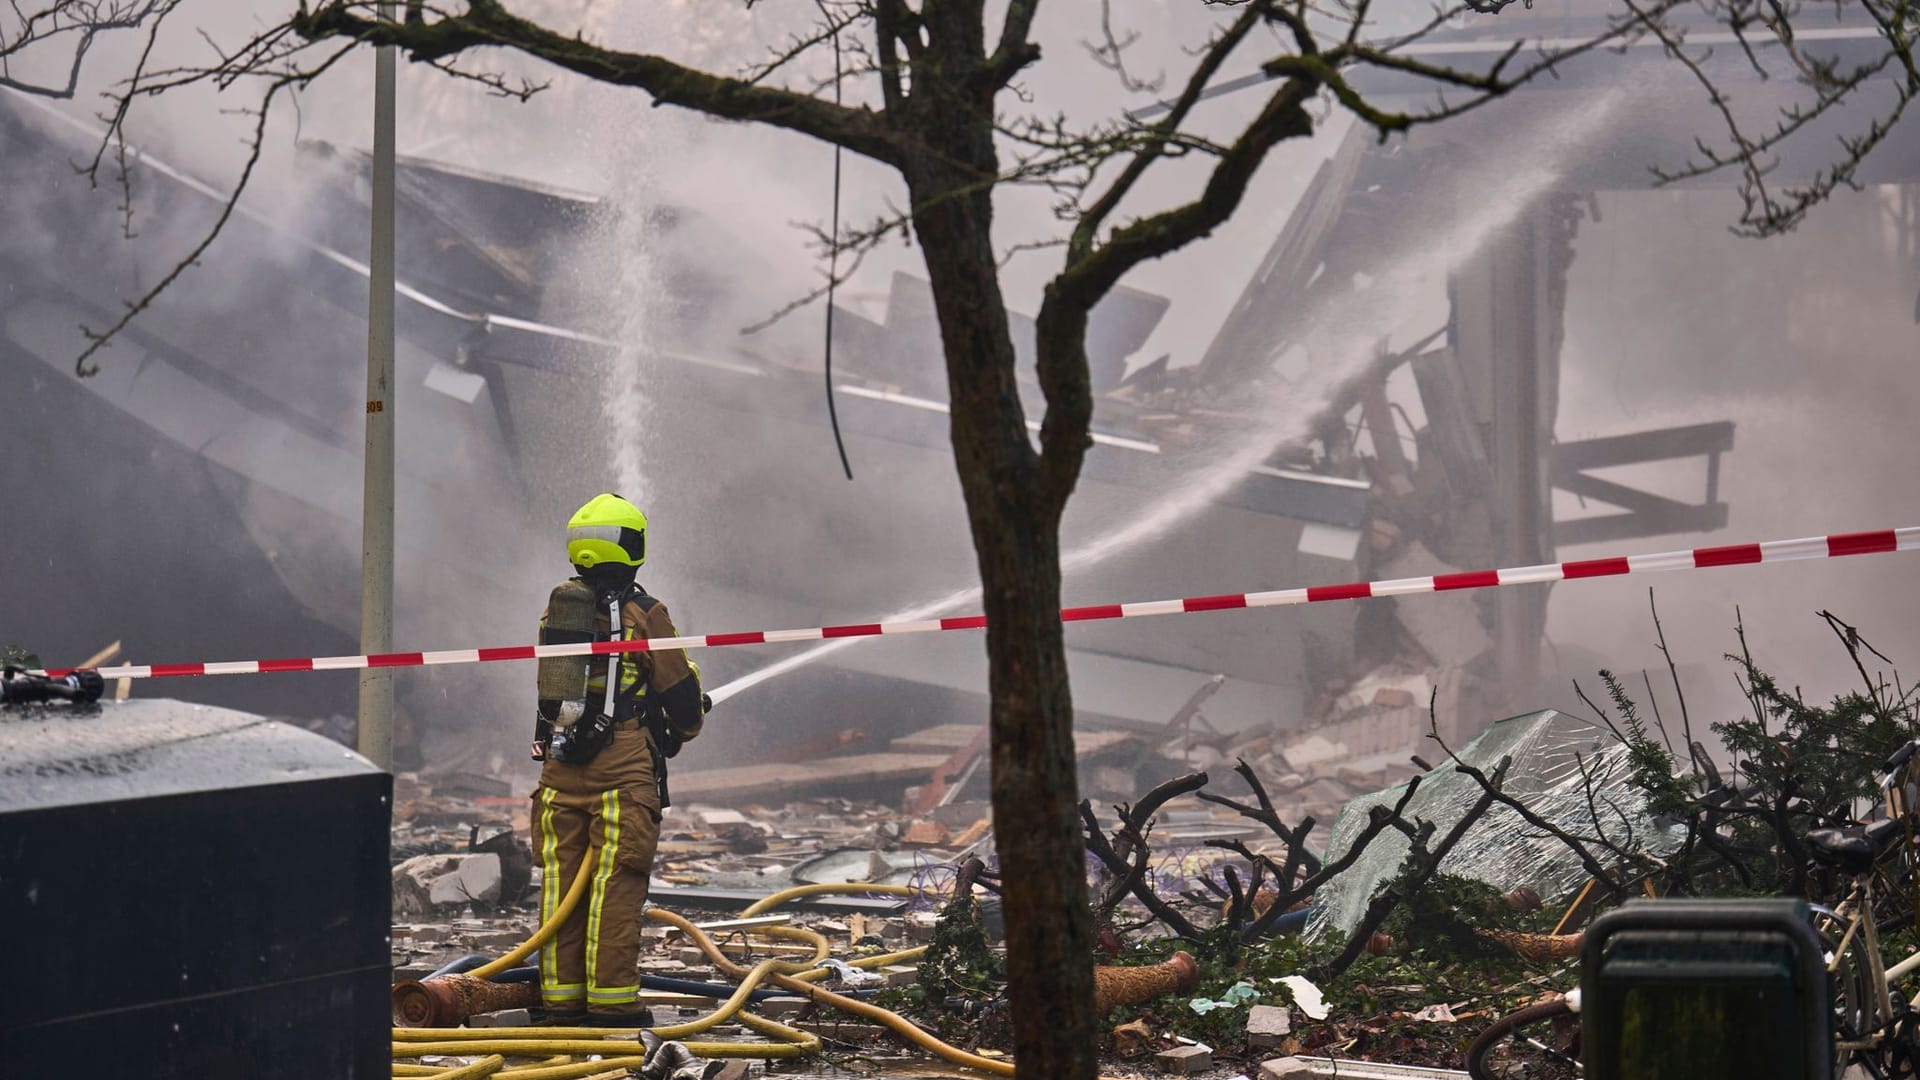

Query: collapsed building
left=5, top=7, right=1920, bottom=1078
left=3, top=1, right=1917, bottom=806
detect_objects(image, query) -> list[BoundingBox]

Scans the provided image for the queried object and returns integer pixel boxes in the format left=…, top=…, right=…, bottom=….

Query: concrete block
left=1156, top=1044, right=1213, bottom=1074
left=427, top=853, right=502, bottom=906
left=1259, top=1059, right=1314, bottom=1079
left=879, top=964, right=918, bottom=988
left=675, top=946, right=708, bottom=966
left=755, top=996, right=811, bottom=1018
left=392, top=854, right=464, bottom=917
left=1246, top=1004, right=1292, bottom=1049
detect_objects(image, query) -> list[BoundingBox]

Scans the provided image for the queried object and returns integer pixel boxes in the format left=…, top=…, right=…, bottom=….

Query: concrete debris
left=901, top=820, right=951, bottom=846
left=877, top=964, right=920, bottom=988
left=427, top=853, right=502, bottom=907
left=1370, top=687, right=1418, bottom=709
left=1246, top=1004, right=1292, bottom=1049
left=392, top=854, right=464, bottom=917
left=1112, top=1019, right=1154, bottom=1056
left=714, top=822, right=769, bottom=854
left=1156, top=1044, right=1214, bottom=1074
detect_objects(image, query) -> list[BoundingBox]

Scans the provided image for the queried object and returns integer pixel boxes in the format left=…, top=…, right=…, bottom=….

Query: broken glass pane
left=1306, top=709, right=1686, bottom=940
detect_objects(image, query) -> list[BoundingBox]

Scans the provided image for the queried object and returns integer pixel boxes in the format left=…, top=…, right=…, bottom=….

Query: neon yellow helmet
left=566, top=493, right=647, bottom=569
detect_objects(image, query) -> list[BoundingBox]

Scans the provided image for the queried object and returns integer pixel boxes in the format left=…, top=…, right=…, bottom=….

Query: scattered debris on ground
left=383, top=611, right=1918, bottom=1078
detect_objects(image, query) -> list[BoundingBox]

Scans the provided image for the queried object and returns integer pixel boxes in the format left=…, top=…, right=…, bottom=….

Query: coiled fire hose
left=392, top=866, right=1134, bottom=1080
left=392, top=866, right=947, bottom=1078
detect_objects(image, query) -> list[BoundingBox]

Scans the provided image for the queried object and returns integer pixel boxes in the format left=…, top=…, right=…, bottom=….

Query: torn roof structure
left=0, top=87, right=1373, bottom=749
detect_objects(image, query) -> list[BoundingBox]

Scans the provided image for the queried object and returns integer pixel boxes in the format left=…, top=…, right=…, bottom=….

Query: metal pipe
left=357, top=0, right=398, bottom=771
left=1091, top=951, right=1200, bottom=1014
left=393, top=973, right=540, bottom=1027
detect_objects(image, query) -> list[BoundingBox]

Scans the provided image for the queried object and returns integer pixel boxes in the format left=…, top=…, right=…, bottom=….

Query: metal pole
left=358, top=10, right=397, bottom=771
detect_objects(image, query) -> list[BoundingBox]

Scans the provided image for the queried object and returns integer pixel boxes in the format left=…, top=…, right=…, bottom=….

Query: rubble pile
left=385, top=771, right=981, bottom=984
left=377, top=687, right=1581, bottom=1080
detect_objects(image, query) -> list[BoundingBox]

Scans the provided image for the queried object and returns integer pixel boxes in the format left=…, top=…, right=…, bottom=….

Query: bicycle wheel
left=1813, top=905, right=1901, bottom=1077
left=1466, top=999, right=1579, bottom=1080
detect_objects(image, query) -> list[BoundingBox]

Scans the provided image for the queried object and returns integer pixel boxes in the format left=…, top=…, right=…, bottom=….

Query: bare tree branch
left=0, top=0, right=178, bottom=98
left=67, top=42, right=358, bottom=376
left=291, top=0, right=905, bottom=166
left=981, top=0, right=1042, bottom=92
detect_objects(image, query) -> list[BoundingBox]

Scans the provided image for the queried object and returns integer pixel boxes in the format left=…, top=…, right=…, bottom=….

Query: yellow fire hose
left=466, top=856, right=599, bottom=981
left=394, top=871, right=913, bottom=1076
left=389, top=1054, right=504, bottom=1080
left=394, top=873, right=1124, bottom=1080
left=646, top=906, right=1017, bottom=1076
left=498, top=1064, right=638, bottom=1080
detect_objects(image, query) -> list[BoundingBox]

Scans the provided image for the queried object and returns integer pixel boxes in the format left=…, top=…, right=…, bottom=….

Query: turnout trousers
left=529, top=728, right=662, bottom=1015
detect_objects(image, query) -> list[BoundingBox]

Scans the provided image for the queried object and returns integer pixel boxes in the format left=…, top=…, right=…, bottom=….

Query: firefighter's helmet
left=566, top=493, right=647, bottom=569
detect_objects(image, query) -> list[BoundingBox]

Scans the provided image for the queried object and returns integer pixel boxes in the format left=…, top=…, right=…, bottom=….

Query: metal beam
left=1552, top=468, right=1708, bottom=522
left=1549, top=420, right=1735, bottom=546
left=1553, top=421, right=1734, bottom=472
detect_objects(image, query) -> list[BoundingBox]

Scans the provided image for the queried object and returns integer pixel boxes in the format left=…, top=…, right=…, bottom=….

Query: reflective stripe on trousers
left=531, top=758, right=660, bottom=1013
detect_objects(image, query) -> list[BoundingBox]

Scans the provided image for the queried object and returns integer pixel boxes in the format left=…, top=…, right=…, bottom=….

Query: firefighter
left=530, top=493, right=706, bottom=1026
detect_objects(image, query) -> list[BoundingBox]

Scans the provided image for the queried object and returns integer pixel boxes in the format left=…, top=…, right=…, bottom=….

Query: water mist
left=708, top=84, right=1634, bottom=706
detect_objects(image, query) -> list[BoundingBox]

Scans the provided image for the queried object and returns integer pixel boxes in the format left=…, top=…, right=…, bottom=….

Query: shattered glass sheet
left=1305, top=709, right=1686, bottom=940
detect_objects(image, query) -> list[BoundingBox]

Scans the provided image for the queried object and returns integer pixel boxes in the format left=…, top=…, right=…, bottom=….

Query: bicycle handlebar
left=1880, top=739, right=1920, bottom=790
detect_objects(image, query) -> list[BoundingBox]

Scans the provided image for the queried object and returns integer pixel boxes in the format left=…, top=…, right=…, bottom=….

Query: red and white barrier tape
left=40, top=527, right=1919, bottom=681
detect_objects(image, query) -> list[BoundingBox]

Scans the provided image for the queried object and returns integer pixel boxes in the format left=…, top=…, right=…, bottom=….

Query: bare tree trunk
left=908, top=142, right=1098, bottom=1076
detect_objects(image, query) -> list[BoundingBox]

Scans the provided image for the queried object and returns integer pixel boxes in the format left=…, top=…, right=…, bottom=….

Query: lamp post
left=357, top=3, right=397, bottom=771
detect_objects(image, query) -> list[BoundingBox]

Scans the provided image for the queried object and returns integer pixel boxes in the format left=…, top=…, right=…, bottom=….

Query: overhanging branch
left=292, top=0, right=905, bottom=165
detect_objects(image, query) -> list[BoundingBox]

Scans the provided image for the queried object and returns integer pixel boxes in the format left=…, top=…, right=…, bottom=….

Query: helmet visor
left=567, top=524, right=645, bottom=567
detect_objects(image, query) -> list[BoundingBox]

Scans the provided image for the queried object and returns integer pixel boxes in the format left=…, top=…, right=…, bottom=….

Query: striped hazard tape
left=39, top=527, right=1919, bottom=681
